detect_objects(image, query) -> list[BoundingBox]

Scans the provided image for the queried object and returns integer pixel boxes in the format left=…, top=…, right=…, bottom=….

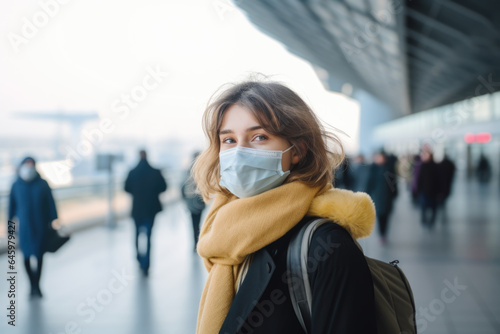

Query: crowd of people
left=335, top=146, right=459, bottom=244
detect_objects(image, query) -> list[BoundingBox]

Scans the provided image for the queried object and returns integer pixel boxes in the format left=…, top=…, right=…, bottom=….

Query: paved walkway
left=0, top=177, right=499, bottom=334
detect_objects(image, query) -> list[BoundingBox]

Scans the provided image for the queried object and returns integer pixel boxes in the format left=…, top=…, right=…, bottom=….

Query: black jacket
left=220, top=218, right=377, bottom=334
left=437, top=158, right=455, bottom=199
left=124, top=159, right=167, bottom=220
left=417, top=161, right=439, bottom=197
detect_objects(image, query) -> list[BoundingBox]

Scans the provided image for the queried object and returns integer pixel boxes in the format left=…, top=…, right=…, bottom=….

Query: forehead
left=219, top=104, right=260, bottom=130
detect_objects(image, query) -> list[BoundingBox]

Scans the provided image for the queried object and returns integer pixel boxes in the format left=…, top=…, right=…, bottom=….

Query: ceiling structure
left=234, top=0, right=500, bottom=115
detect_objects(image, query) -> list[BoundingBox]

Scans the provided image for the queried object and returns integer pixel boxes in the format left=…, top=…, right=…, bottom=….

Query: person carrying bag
left=192, top=79, right=383, bottom=334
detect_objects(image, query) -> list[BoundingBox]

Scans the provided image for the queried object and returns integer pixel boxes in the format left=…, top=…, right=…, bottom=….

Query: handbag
left=43, top=224, right=70, bottom=253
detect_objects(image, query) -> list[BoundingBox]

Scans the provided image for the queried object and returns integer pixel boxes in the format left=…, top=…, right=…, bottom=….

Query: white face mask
left=19, top=164, right=37, bottom=182
left=219, top=145, right=294, bottom=198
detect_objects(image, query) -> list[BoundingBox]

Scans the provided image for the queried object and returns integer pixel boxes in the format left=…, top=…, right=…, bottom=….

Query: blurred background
left=0, top=0, right=499, bottom=333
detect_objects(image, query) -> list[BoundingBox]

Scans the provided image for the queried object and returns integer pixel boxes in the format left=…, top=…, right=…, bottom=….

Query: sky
left=0, top=0, right=359, bottom=157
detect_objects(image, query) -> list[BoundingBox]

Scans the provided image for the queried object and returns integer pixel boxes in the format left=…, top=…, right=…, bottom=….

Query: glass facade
left=374, top=91, right=500, bottom=146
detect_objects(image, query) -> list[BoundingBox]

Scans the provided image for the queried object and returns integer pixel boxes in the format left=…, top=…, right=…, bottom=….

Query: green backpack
left=287, top=218, right=417, bottom=334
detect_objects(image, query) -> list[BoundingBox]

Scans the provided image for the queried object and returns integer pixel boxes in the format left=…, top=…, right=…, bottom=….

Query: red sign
left=464, top=132, right=491, bottom=143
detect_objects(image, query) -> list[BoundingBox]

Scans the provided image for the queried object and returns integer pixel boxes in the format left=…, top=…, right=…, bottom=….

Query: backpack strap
left=286, top=218, right=330, bottom=333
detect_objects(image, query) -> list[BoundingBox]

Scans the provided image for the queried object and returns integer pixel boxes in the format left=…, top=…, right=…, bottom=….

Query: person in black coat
left=366, top=152, right=396, bottom=244
left=333, top=157, right=354, bottom=190
left=437, top=154, right=456, bottom=207
left=417, top=150, right=439, bottom=228
left=181, top=152, right=206, bottom=251
left=385, top=152, right=399, bottom=199
left=193, top=80, right=377, bottom=333
left=8, top=156, right=58, bottom=298
left=124, top=150, right=167, bottom=276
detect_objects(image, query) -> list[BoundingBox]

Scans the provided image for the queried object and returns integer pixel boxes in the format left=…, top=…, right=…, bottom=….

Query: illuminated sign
left=464, top=132, right=492, bottom=143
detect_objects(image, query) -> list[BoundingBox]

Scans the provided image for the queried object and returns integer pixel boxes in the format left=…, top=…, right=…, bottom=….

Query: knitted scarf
left=196, top=181, right=375, bottom=334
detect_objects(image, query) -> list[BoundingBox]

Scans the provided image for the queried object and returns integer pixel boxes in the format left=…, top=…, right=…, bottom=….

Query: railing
left=0, top=168, right=184, bottom=240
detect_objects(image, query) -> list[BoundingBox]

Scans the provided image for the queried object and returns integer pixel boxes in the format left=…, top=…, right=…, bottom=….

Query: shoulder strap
left=286, top=218, right=330, bottom=333
left=287, top=218, right=366, bottom=333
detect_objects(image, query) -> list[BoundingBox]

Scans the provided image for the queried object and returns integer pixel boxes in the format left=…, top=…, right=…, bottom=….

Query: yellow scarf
left=196, top=181, right=376, bottom=334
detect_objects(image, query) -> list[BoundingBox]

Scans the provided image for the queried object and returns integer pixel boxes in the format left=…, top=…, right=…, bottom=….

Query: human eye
left=221, top=137, right=236, bottom=144
left=252, top=134, right=268, bottom=142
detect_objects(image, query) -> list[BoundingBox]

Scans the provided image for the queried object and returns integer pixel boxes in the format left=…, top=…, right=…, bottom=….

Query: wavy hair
left=192, top=79, right=344, bottom=200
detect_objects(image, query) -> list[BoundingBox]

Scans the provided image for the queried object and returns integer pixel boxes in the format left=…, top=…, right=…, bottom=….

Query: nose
left=236, top=141, right=252, bottom=149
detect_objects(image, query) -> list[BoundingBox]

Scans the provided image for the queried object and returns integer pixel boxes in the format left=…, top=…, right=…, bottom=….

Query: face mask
left=19, top=164, right=37, bottom=182
left=219, top=145, right=294, bottom=198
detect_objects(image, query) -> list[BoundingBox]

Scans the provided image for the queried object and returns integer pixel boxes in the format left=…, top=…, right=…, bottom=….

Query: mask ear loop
left=283, top=145, right=294, bottom=154
left=282, top=145, right=297, bottom=173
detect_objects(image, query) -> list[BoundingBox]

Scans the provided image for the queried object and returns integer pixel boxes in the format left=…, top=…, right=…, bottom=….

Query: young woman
left=193, top=80, right=377, bottom=334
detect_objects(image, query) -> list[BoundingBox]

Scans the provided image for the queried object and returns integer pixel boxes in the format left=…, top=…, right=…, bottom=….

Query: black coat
left=124, top=159, right=167, bottom=220
left=220, top=219, right=377, bottom=334
left=333, top=159, right=354, bottom=190
left=437, top=158, right=455, bottom=199
left=417, top=161, right=439, bottom=197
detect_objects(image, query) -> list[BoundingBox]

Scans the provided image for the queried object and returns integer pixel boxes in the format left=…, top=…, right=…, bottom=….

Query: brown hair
left=192, top=79, right=344, bottom=200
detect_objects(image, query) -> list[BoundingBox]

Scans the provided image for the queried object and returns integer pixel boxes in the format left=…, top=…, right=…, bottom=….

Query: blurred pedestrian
left=351, top=154, right=370, bottom=192
left=333, top=156, right=354, bottom=189
left=397, top=154, right=413, bottom=192
left=417, top=150, right=439, bottom=228
left=181, top=152, right=206, bottom=251
left=366, top=152, right=396, bottom=244
left=437, top=154, right=456, bottom=208
left=385, top=152, right=399, bottom=199
left=8, top=157, right=57, bottom=298
left=125, top=150, right=167, bottom=276
left=476, top=153, right=491, bottom=183
left=410, top=154, right=422, bottom=205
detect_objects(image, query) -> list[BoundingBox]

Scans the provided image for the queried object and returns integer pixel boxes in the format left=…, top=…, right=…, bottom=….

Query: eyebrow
left=219, top=125, right=263, bottom=135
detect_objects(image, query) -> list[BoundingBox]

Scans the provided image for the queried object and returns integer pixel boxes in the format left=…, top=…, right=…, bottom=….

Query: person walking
left=385, top=152, right=399, bottom=199
left=417, top=149, right=439, bottom=228
left=437, top=154, right=456, bottom=207
left=333, top=156, right=353, bottom=190
left=181, top=152, right=206, bottom=251
left=476, top=153, right=492, bottom=183
left=8, top=157, right=58, bottom=298
left=366, top=151, right=396, bottom=244
left=351, top=153, right=371, bottom=192
left=125, top=150, right=167, bottom=276
left=410, top=154, right=422, bottom=205
left=192, top=80, right=377, bottom=334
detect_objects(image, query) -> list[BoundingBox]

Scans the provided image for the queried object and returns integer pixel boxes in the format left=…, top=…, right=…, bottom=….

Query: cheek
left=281, top=154, right=292, bottom=172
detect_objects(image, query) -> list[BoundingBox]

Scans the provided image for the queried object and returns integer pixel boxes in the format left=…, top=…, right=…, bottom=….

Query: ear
left=291, top=142, right=305, bottom=165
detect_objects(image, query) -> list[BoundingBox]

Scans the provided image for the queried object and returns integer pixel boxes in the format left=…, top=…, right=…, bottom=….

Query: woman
left=193, top=80, right=377, bottom=333
left=8, top=157, right=58, bottom=298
